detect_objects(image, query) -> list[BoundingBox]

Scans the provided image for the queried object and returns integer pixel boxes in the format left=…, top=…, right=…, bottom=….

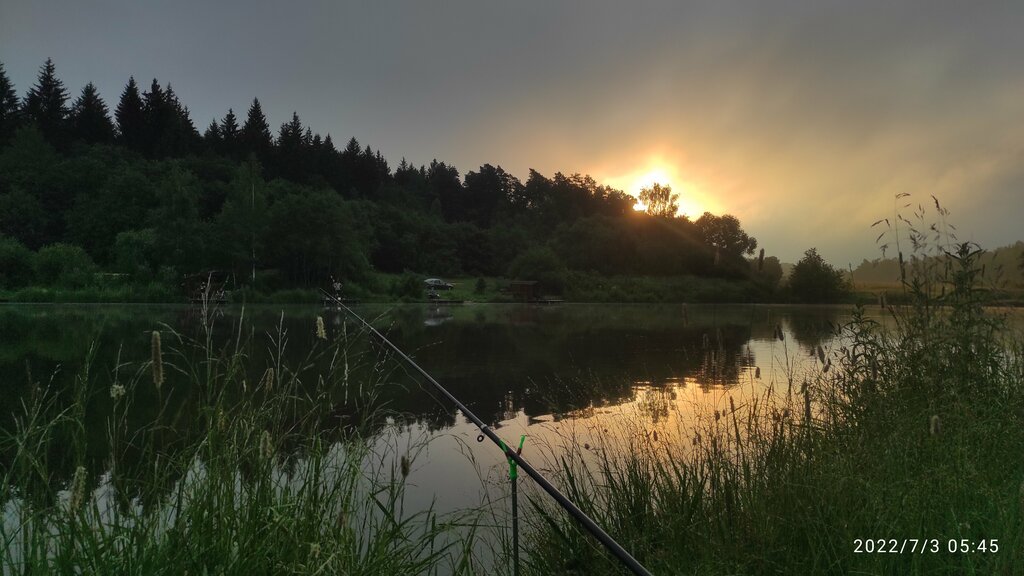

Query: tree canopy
left=789, top=248, right=846, bottom=303
left=0, top=57, right=771, bottom=295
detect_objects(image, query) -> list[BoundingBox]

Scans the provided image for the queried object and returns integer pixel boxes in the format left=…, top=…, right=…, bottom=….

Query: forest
left=0, top=59, right=779, bottom=300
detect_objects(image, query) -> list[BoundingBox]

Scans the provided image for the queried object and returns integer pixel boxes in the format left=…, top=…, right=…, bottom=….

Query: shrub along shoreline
left=523, top=244, right=1024, bottom=574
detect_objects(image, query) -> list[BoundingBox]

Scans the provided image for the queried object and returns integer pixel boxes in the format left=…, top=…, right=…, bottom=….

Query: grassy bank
left=0, top=308, right=480, bottom=574
left=524, top=245, right=1024, bottom=574
left=1, top=270, right=773, bottom=305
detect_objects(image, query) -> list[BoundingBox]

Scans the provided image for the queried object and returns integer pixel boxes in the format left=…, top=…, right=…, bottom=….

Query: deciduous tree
left=639, top=182, right=678, bottom=218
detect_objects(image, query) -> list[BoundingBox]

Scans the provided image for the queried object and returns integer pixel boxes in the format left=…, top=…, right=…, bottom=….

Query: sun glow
left=606, top=162, right=707, bottom=218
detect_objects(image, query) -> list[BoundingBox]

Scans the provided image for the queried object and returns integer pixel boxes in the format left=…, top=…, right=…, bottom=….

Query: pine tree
left=70, top=82, right=115, bottom=144
left=241, top=98, right=272, bottom=160
left=165, top=84, right=199, bottom=155
left=0, top=61, right=20, bottom=143
left=276, top=112, right=305, bottom=180
left=115, top=76, right=145, bottom=151
left=204, top=118, right=222, bottom=146
left=277, top=112, right=303, bottom=148
left=22, top=58, right=69, bottom=146
left=220, top=108, right=239, bottom=157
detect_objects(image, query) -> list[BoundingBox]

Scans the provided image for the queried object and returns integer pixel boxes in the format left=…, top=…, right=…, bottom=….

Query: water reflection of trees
left=782, top=309, right=843, bottom=353
left=3, top=304, right=777, bottom=464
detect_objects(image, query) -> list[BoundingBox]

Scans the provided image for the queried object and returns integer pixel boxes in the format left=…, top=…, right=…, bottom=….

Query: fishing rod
left=320, top=289, right=654, bottom=576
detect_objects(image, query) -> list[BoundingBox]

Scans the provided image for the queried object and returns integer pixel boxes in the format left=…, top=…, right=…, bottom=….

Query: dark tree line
left=0, top=58, right=763, bottom=293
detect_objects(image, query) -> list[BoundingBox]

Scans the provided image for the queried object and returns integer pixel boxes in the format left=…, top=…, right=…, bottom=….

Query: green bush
left=34, top=243, right=98, bottom=288
left=507, top=246, right=568, bottom=294
left=789, top=248, right=846, bottom=303
left=391, top=273, right=423, bottom=301
left=0, top=236, right=34, bottom=288
left=112, top=228, right=158, bottom=280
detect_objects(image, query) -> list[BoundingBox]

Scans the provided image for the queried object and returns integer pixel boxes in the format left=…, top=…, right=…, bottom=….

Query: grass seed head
left=316, top=316, right=327, bottom=340
left=151, top=331, right=164, bottom=389
left=70, top=465, right=87, bottom=510
left=260, top=430, right=274, bottom=459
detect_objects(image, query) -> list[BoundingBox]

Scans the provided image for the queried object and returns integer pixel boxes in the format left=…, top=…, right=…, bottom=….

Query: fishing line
left=320, top=290, right=654, bottom=576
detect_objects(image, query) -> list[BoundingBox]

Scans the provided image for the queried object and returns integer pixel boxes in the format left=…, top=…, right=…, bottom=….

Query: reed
left=525, top=216, right=1024, bottom=574
left=0, top=306, right=475, bottom=575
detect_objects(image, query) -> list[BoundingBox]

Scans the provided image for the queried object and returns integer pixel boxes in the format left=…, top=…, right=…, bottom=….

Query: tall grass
left=0, top=302, right=475, bottom=575
left=525, top=205, right=1024, bottom=574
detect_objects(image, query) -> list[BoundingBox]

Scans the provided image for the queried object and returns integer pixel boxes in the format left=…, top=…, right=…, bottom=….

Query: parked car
left=424, top=278, right=454, bottom=290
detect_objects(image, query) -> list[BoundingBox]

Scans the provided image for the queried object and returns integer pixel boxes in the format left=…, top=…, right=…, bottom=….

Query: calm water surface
left=0, top=304, right=858, bottom=493
left=6, top=301, right=1019, bottom=554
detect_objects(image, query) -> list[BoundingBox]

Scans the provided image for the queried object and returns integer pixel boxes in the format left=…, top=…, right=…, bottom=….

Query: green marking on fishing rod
left=503, top=435, right=527, bottom=480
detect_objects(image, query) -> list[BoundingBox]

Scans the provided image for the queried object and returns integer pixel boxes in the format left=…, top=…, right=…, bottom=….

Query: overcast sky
left=2, top=0, right=1022, bottom=264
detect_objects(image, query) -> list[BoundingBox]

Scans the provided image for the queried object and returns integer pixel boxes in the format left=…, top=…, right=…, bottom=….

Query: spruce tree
left=115, top=76, right=145, bottom=151
left=165, top=84, right=199, bottom=155
left=204, top=118, right=222, bottom=147
left=241, top=98, right=272, bottom=160
left=70, top=82, right=115, bottom=144
left=277, top=112, right=303, bottom=148
left=142, top=79, right=168, bottom=156
left=220, top=108, right=239, bottom=157
left=22, top=58, right=69, bottom=146
left=0, top=61, right=20, bottom=143
left=275, top=112, right=305, bottom=180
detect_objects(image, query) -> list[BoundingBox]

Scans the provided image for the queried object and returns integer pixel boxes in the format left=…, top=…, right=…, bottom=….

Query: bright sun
left=623, top=165, right=704, bottom=218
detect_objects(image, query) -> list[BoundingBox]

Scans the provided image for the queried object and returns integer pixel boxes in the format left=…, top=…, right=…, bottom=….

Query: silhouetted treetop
left=115, top=76, right=145, bottom=150
left=241, top=97, right=272, bottom=160
left=70, top=83, right=115, bottom=145
left=0, top=61, right=20, bottom=142
left=639, top=183, right=677, bottom=218
left=22, top=58, right=69, bottom=146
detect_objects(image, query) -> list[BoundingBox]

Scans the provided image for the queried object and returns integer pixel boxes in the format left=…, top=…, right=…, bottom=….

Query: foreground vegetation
left=525, top=239, right=1024, bottom=574
left=0, top=307, right=485, bottom=574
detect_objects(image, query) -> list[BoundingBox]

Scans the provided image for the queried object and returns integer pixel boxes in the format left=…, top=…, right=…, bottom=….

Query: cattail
left=929, top=415, right=941, bottom=436
left=714, top=410, right=721, bottom=421
left=823, top=359, right=831, bottom=373
left=776, top=325, right=785, bottom=341
left=260, top=430, right=274, bottom=459
left=584, top=443, right=590, bottom=450
left=817, top=346, right=825, bottom=364
left=70, top=465, right=87, bottom=510
left=755, top=367, right=761, bottom=379
left=804, top=391, right=812, bottom=424
left=652, top=430, right=658, bottom=442
left=110, top=383, right=126, bottom=400
left=400, top=455, right=410, bottom=478
left=151, top=331, right=164, bottom=390
left=316, top=316, right=327, bottom=340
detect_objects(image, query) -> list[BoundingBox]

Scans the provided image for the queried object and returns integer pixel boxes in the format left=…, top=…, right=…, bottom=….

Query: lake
left=0, top=302, right=857, bottom=496
left=4, top=301, right=1021, bottom=569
